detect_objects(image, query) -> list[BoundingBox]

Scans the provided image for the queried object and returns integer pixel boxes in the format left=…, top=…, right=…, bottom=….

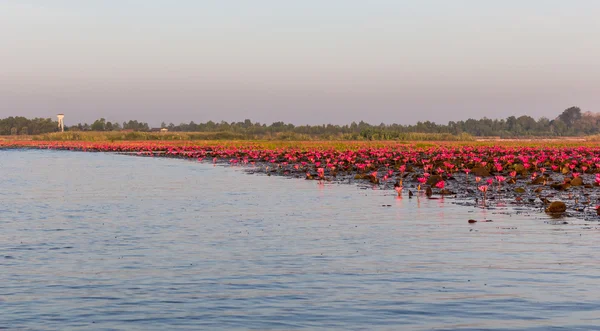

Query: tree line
left=1, top=106, right=598, bottom=138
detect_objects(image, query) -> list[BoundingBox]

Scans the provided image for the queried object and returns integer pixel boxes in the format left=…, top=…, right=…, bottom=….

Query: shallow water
left=1, top=150, right=600, bottom=330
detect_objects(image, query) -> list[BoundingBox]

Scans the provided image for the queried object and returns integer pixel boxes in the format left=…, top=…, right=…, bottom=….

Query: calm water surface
left=1, top=150, right=600, bottom=330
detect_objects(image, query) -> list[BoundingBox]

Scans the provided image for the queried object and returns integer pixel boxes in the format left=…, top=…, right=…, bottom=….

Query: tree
left=558, top=107, right=582, bottom=127
left=91, top=118, right=106, bottom=131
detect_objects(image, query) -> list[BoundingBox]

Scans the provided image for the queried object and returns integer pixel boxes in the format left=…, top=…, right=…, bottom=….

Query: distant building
left=57, top=114, right=65, bottom=132
left=150, top=128, right=169, bottom=133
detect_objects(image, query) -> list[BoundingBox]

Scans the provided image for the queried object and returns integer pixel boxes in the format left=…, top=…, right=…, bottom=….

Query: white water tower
left=57, top=114, right=65, bottom=132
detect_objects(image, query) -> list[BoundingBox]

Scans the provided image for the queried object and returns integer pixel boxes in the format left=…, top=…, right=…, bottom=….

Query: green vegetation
left=0, top=117, right=58, bottom=135
left=2, top=106, right=598, bottom=140
left=31, top=131, right=474, bottom=142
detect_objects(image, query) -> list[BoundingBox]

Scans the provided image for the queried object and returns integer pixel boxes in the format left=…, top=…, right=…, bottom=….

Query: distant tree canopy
left=0, top=117, right=58, bottom=135
left=2, top=106, right=599, bottom=138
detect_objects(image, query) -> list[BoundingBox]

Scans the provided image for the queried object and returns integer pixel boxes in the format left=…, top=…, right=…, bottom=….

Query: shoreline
left=2, top=141, right=600, bottom=222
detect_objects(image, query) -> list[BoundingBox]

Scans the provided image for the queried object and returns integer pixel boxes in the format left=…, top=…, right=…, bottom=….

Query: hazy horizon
left=1, top=1, right=599, bottom=126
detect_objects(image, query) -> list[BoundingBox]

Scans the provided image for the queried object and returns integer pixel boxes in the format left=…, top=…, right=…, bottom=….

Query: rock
left=571, top=177, right=583, bottom=186
left=545, top=201, right=567, bottom=213
left=531, top=176, right=546, bottom=185
left=471, top=167, right=490, bottom=177
left=468, top=219, right=477, bottom=223
left=408, top=190, right=414, bottom=198
left=551, top=183, right=571, bottom=191
left=513, top=164, right=525, bottom=174
left=426, top=175, right=443, bottom=186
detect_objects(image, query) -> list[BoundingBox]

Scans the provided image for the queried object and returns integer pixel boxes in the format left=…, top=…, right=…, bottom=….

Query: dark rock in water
left=408, top=190, right=414, bottom=198
left=571, top=177, right=583, bottom=186
left=426, top=175, right=443, bottom=186
left=551, top=183, right=571, bottom=191
left=426, top=186, right=433, bottom=198
left=513, top=164, right=525, bottom=174
left=597, top=207, right=600, bottom=216
left=531, top=176, right=546, bottom=185
left=545, top=201, right=567, bottom=213
left=471, top=167, right=490, bottom=177
left=468, top=219, right=477, bottom=223
left=439, top=189, right=455, bottom=195
left=584, top=184, right=593, bottom=189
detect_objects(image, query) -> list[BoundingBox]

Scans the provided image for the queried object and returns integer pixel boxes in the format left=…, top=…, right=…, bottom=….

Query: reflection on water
left=1, top=150, right=600, bottom=330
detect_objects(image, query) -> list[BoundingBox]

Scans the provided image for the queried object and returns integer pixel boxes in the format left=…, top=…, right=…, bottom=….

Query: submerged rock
left=571, top=177, right=584, bottom=186
left=439, top=189, right=455, bottom=195
left=471, top=167, right=490, bottom=177
left=426, top=186, right=433, bottom=198
left=545, top=201, right=567, bottom=213
left=514, top=187, right=526, bottom=193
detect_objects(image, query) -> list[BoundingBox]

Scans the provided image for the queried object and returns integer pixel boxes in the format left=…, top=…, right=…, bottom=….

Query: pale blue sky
left=1, top=0, right=599, bottom=125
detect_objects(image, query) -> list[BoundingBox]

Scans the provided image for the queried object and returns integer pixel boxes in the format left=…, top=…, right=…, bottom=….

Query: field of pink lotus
left=3, top=140, right=600, bottom=219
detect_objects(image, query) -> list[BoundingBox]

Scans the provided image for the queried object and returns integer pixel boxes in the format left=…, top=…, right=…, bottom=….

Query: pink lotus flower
left=478, top=185, right=488, bottom=193
left=417, top=177, right=427, bottom=184
left=509, top=171, right=517, bottom=178
left=394, top=186, right=402, bottom=195
left=476, top=177, right=481, bottom=183
left=435, top=181, right=445, bottom=189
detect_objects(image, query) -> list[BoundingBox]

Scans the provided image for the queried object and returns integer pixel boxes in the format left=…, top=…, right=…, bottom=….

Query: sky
left=1, top=0, right=599, bottom=126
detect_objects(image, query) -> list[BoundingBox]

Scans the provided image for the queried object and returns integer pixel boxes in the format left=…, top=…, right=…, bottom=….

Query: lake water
left=1, top=150, right=600, bottom=330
